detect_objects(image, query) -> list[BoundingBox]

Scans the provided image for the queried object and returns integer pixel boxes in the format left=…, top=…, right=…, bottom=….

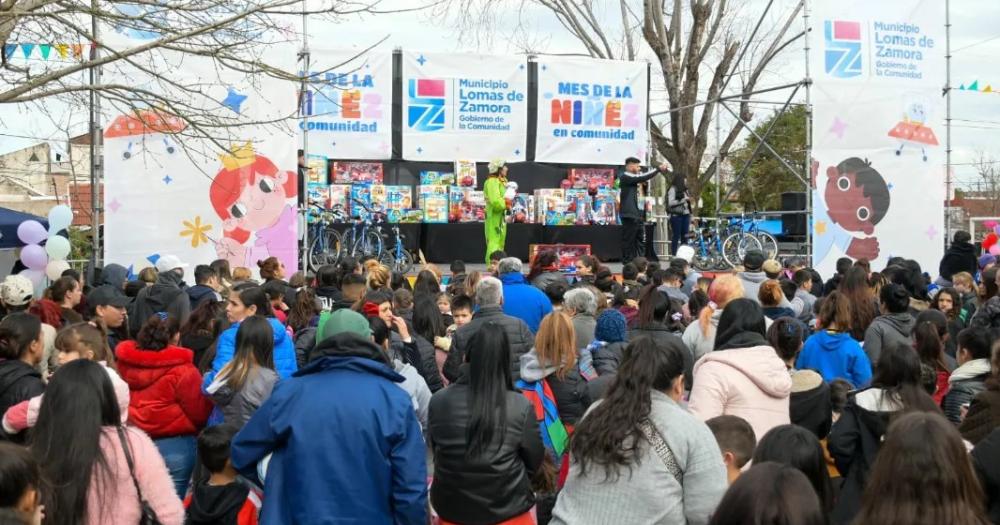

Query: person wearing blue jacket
left=796, top=291, right=873, bottom=388
left=230, top=310, right=427, bottom=524
left=497, top=257, right=552, bottom=333
left=203, top=285, right=297, bottom=390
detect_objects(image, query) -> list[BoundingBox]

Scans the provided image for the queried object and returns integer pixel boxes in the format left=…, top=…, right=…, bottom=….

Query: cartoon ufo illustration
left=105, top=109, right=187, bottom=160
left=888, top=102, right=938, bottom=162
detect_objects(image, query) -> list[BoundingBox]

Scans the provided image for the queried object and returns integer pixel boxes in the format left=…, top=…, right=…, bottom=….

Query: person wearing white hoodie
left=689, top=299, right=792, bottom=441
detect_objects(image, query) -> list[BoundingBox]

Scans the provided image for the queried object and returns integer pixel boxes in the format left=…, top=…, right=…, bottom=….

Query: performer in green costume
left=484, top=159, right=509, bottom=264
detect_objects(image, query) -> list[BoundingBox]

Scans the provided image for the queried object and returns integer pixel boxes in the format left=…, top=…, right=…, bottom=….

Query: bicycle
left=342, top=199, right=385, bottom=261
left=378, top=222, right=414, bottom=274
left=307, top=205, right=347, bottom=272
left=686, top=218, right=727, bottom=271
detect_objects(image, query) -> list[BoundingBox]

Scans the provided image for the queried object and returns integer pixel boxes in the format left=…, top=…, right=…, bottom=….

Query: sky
left=1, top=0, right=997, bottom=188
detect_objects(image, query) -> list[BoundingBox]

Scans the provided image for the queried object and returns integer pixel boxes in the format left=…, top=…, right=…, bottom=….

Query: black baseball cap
left=88, top=287, right=130, bottom=309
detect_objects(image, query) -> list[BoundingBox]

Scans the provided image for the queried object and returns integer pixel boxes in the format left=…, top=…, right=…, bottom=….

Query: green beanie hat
left=318, top=309, right=372, bottom=342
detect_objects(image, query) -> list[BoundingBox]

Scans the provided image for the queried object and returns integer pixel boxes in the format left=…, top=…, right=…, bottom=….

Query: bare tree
left=970, top=151, right=1000, bottom=216
left=0, top=1, right=420, bottom=147
left=436, top=0, right=804, bottom=212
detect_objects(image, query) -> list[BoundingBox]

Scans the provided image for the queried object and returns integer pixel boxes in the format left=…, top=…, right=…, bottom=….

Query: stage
left=327, top=222, right=658, bottom=264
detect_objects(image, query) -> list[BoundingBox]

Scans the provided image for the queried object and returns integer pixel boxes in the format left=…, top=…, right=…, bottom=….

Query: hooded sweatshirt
left=738, top=271, right=793, bottom=309
left=688, top=345, right=793, bottom=440
left=315, top=285, right=342, bottom=312
left=499, top=272, right=553, bottom=333
left=862, top=312, right=914, bottom=364
left=797, top=330, right=872, bottom=388
left=939, top=241, right=978, bottom=281
left=942, top=358, right=992, bottom=424
left=184, top=481, right=261, bottom=525
left=0, top=359, right=43, bottom=440
left=129, top=270, right=191, bottom=334
left=188, top=284, right=222, bottom=310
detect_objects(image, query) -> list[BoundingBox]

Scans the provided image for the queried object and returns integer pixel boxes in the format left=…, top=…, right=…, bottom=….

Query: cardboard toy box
left=568, top=167, right=614, bottom=190
left=350, top=184, right=373, bottom=220
left=507, top=193, right=534, bottom=224
left=333, top=161, right=384, bottom=184
left=529, top=244, right=592, bottom=271
left=592, top=189, right=619, bottom=225
left=565, top=189, right=592, bottom=225
left=448, top=186, right=486, bottom=223
left=533, top=189, right=566, bottom=224
left=306, top=183, right=329, bottom=224
left=420, top=171, right=456, bottom=186
left=420, top=186, right=449, bottom=224
left=454, top=160, right=478, bottom=187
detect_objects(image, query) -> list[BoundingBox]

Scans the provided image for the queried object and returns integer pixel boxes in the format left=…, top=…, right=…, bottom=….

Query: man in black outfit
left=619, top=157, right=669, bottom=263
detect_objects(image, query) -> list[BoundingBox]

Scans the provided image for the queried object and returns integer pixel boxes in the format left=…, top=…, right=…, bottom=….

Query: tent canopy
left=0, top=207, right=48, bottom=249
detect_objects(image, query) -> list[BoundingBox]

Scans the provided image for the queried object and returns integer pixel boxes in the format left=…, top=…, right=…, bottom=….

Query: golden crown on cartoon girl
left=219, top=141, right=256, bottom=171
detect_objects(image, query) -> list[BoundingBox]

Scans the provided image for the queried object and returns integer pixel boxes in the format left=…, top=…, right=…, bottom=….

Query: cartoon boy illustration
left=211, top=142, right=299, bottom=271
left=813, top=157, right=890, bottom=262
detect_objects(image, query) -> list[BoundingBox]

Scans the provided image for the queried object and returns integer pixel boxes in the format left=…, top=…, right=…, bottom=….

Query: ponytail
left=0, top=313, right=41, bottom=360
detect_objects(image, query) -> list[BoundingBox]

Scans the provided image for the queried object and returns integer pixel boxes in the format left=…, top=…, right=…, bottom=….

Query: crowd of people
left=1, top=230, right=1000, bottom=524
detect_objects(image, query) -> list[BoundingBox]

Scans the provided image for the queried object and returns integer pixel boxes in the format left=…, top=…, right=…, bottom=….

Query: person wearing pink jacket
left=30, top=360, right=184, bottom=525
left=689, top=299, right=793, bottom=441
left=2, top=322, right=130, bottom=435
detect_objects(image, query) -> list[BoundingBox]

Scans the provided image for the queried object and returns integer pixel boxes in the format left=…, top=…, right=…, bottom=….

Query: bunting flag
left=1, top=42, right=96, bottom=61
left=957, top=81, right=1000, bottom=94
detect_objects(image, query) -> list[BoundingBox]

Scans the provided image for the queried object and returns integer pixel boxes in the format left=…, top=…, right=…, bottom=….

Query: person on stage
left=619, top=157, right=669, bottom=263
left=484, top=160, right=510, bottom=264
left=666, top=171, right=692, bottom=255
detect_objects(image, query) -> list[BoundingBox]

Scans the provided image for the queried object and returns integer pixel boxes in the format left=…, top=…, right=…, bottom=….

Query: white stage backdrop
left=534, top=57, right=649, bottom=164
left=810, top=0, right=945, bottom=277
left=103, top=34, right=299, bottom=275
left=402, top=51, right=528, bottom=162
left=302, top=49, right=393, bottom=159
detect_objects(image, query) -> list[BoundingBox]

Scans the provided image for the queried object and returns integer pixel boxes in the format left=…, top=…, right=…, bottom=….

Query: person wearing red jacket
left=116, top=314, right=213, bottom=498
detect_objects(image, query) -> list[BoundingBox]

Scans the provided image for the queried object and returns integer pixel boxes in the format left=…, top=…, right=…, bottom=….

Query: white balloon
left=45, top=260, right=71, bottom=281
left=45, top=235, right=71, bottom=261
left=47, top=205, right=73, bottom=234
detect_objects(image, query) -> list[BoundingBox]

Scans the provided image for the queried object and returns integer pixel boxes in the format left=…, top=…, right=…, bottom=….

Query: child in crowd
left=952, top=272, right=978, bottom=322
left=184, top=425, right=262, bottom=525
left=0, top=442, right=44, bottom=525
left=449, top=260, right=467, bottom=286
left=261, top=280, right=289, bottom=325
left=796, top=292, right=872, bottom=388
left=3, top=322, right=130, bottom=435
left=706, top=415, right=757, bottom=485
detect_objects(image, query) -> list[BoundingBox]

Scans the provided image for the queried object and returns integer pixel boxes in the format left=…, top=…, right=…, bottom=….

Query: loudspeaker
left=781, top=192, right=807, bottom=237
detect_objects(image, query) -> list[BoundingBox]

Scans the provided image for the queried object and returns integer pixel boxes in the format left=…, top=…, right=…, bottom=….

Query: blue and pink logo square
left=407, top=79, right=446, bottom=131
left=824, top=20, right=862, bottom=78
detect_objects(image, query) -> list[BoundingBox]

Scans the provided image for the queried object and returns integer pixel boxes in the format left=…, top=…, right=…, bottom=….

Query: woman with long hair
left=413, top=294, right=449, bottom=390
left=32, top=359, right=183, bottom=525
left=681, top=274, right=745, bottom=365
left=573, top=255, right=601, bottom=286
left=0, top=313, right=44, bottom=433
left=203, top=284, right=297, bottom=390
left=629, top=284, right=693, bottom=389
left=286, top=287, right=320, bottom=335
left=180, top=300, right=226, bottom=372
left=864, top=283, right=916, bottom=365
left=428, top=322, right=544, bottom=525
left=828, top=342, right=940, bottom=524
left=751, top=424, right=834, bottom=514
left=519, top=311, right=591, bottom=426
left=707, top=462, right=825, bottom=525
left=115, top=315, right=212, bottom=497
left=689, top=299, right=792, bottom=440
left=353, top=290, right=443, bottom=392
left=914, top=309, right=956, bottom=404
left=855, top=412, right=989, bottom=525
left=483, top=160, right=510, bottom=263
left=840, top=266, right=878, bottom=341
left=552, top=338, right=727, bottom=524
left=206, top=316, right=277, bottom=428
left=528, top=250, right=565, bottom=292
left=412, top=270, right=441, bottom=299
left=2, top=322, right=130, bottom=437
left=257, top=256, right=296, bottom=307
left=209, top=259, right=233, bottom=292
left=932, top=287, right=965, bottom=357
left=797, top=291, right=872, bottom=388
left=666, top=171, right=691, bottom=256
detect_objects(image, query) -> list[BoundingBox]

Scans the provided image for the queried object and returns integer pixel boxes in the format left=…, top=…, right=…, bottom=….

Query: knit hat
left=743, top=249, right=765, bottom=271
left=318, top=309, right=372, bottom=342
left=488, top=159, right=506, bottom=174
left=979, top=254, right=996, bottom=270
left=595, top=309, right=627, bottom=343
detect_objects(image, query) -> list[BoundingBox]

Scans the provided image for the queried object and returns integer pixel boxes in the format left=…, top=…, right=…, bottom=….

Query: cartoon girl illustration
left=210, top=143, right=298, bottom=271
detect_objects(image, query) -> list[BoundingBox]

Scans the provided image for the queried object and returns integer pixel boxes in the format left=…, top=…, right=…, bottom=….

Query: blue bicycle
left=686, top=218, right=727, bottom=271
left=307, top=205, right=347, bottom=272
left=343, top=199, right=385, bottom=260
left=378, top=222, right=414, bottom=274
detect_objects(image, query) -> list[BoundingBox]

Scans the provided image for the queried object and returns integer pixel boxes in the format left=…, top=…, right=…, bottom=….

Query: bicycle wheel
left=356, top=230, right=383, bottom=259
left=308, top=227, right=342, bottom=271
left=756, top=232, right=779, bottom=259
left=381, top=248, right=413, bottom=274
left=722, top=233, right=762, bottom=269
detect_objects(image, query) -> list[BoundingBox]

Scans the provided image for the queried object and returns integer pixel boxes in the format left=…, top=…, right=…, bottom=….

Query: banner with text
left=534, top=57, right=649, bottom=164
left=402, top=51, right=528, bottom=162
left=301, top=49, right=393, bottom=160
left=810, top=0, right=945, bottom=277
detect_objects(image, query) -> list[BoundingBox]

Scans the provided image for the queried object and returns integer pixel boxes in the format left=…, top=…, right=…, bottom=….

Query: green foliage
left=728, top=105, right=809, bottom=210
left=68, top=227, right=93, bottom=261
